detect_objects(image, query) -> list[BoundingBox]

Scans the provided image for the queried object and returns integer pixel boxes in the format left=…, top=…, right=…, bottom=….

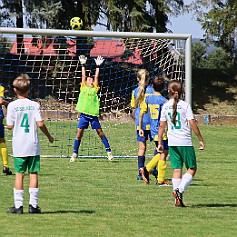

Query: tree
left=101, top=0, right=184, bottom=33
left=192, top=41, right=207, bottom=68
left=188, top=0, right=237, bottom=63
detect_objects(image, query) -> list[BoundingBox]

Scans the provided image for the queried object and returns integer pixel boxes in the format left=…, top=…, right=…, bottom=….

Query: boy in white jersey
left=7, top=74, right=54, bottom=214
left=158, top=80, right=204, bottom=207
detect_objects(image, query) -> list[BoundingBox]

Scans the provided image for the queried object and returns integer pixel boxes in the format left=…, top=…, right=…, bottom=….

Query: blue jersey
left=141, top=94, right=167, bottom=140
left=131, top=85, right=154, bottom=130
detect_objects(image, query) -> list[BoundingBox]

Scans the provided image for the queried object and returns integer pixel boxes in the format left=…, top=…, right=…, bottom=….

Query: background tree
left=187, top=0, right=237, bottom=65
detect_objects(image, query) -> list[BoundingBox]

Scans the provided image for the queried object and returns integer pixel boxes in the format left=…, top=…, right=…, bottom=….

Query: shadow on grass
left=42, top=209, right=95, bottom=214
left=191, top=203, right=237, bottom=208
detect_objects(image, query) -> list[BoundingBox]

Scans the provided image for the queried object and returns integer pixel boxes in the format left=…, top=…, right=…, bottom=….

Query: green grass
left=1, top=125, right=237, bottom=237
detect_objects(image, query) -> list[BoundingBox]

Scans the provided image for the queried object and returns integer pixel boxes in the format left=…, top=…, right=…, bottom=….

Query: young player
left=0, top=84, right=12, bottom=175
left=7, top=74, right=54, bottom=214
left=130, top=69, right=154, bottom=180
left=139, top=76, right=169, bottom=186
left=70, top=55, right=113, bottom=162
left=158, top=80, right=204, bottom=207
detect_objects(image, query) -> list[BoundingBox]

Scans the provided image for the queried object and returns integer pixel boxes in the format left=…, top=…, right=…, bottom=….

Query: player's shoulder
left=145, top=85, right=154, bottom=93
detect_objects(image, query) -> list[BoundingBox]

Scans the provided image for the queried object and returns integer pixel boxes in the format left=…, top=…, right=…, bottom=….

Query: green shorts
left=169, top=146, right=196, bottom=169
left=14, top=155, right=40, bottom=173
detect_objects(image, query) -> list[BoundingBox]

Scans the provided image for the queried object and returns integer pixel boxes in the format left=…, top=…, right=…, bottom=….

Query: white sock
left=14, top=188, right=24, bottom=208
left=172, top=178, right=182, bottom=191
left=29, top=188, right=39, bottom=208
left=178, top=173, right=193, bottom=193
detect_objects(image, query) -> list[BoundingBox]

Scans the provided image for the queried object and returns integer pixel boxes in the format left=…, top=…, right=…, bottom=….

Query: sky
left=168, top=0, right=205, bottom=38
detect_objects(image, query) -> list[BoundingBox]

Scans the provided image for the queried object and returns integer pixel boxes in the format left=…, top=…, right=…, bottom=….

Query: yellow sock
left=0, top=142, right=9, bottom=167
left=146, top=154, right=160, bottom=172
left=157, top=160, right=167, bottom=183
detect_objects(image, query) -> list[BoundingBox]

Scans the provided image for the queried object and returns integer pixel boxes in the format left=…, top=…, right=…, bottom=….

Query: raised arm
left=79, top=55, right=87, bottom=84
left=94, top=55, right=104, bottom=86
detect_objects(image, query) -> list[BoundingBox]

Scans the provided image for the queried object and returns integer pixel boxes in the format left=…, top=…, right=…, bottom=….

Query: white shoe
left=107, top=152, right=114, bottom=161
left=70, top=153, right=77, bottom=162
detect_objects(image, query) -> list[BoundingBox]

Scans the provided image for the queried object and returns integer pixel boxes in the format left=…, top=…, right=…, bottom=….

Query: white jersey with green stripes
left=160, top=98, right=194, bottom=146
left=7, top=98, right=42, bottom=157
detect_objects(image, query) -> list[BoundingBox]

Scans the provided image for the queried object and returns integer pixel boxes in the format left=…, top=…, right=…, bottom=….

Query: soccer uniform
left=7, top=98, right=43, bottom=172
left=160, top=98, right=197, bottom=169
left=76, top=82, right=101, bottom=129
left=131, top=85, right=154, bottom=142
left=141, top=94, right=168, bottom=147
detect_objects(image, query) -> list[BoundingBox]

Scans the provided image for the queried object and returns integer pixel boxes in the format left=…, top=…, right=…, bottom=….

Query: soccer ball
left=70, top=17, right=83, bottom=30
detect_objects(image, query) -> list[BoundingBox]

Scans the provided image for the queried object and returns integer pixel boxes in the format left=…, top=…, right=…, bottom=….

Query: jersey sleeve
left=160, top=105, right=167, bottom=122
left=140, top=98, right=148, bottom=114
left=130, top=90, right=135, bottom=108
left=0, top=86, right=4, bottom=98
left=34, top=102, right=43, bottom=122
left=6, top=103, right=14, bottom=125
left=186, top=103, right=194, bottom=120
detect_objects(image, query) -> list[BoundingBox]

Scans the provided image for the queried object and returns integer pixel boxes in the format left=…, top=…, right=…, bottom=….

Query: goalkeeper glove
left=79, top=55, right=87, bottom=65
left=94, top=55, right=104, bottom=67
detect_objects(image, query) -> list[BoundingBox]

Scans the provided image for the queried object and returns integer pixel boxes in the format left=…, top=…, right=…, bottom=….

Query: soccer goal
left=0, top=27, right=192, bottom=158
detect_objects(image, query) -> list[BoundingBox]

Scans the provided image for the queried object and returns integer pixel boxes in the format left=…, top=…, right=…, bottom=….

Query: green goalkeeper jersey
left=76, top=83, right=100, bottom=116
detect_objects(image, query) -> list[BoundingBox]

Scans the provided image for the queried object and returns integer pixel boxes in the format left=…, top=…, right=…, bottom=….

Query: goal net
left=0, top=28, right=191, bottom=158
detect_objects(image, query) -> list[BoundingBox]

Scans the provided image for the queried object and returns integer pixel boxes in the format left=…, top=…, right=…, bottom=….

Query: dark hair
left=152, top=76, right=165, bottom=92
left=168, top=80, right=183, bottom=125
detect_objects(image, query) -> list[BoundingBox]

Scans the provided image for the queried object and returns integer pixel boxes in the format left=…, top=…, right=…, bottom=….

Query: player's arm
left=189, top=119, right=205, bottom=150
left=37, top=121, right=54, bottom=143
left=94, top=55, right=104, bottom=87
left=79, top=55, right=87, bottom=84
left=7, top=125, right=13, bottom=130
left=157, top=120, right=166, bottom=153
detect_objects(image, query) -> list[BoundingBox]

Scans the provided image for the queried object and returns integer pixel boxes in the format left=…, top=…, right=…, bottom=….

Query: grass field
left=0, top=125, right=237, bottom=237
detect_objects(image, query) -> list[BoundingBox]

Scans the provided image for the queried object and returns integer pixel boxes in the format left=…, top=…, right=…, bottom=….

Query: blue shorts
left=78, top=113, right=101, bottom=130
left=154, top=140, right=168, bottom=150
left=136, top=130, right=153, bottom=142
left=0, top=113, right=4, bottom=138
left=0, top=123, right=4, bottom=138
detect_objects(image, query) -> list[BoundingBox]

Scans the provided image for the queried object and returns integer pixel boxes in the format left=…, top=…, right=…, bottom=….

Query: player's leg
left=92, top=117, right=113, bottom=161
left=169, top=146, right=185, bottom=207
left=176, top=146, right=197, bottom=193
left=8, top=157, right=26, bottom=214
left=28, top=155, right=41, bottom=214
left=156, top=140, right=169, bottom=186
left=70, top=114, right=88, bottom=162
left=0, top=130, right=12, bottom=175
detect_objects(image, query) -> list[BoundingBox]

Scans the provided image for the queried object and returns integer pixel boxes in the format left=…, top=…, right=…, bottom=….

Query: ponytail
left=135, top=69, right=150, bottom=107
left=168, top=80, right=182, bottom=125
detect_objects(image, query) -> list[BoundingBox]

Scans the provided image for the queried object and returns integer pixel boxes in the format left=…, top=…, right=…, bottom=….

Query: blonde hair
left=168, top=80, right=183, bottom=125
left=13, top=74, right=30, bottom=95
left=135, top=69, right=150, bottom=107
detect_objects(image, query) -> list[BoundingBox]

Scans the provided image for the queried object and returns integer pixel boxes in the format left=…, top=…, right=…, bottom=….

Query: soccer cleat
left=8, top=206, right=23, bottom=214
left=29, top=204, right=41, bottom=214
left=139, top=167, right=150, bottom=185
left=156, top=180, right=170, bottom=187
left=107, top=151, right=114, bottom=161
left=3, top=166, right=12, bottom=175
left=70, top=153, right=77, bottom=162
left=172, top=188, right=185, bottom=207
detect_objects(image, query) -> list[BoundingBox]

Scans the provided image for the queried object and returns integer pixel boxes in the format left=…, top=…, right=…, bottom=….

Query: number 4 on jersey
left=20, top=113, right=30, bottom=133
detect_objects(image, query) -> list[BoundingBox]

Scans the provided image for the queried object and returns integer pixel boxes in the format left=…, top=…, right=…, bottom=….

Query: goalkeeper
left=70, top=55, right=113, bottom=162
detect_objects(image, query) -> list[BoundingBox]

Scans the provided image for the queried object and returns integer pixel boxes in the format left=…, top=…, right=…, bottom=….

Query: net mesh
left=0, top=31, right=186, bottom=158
